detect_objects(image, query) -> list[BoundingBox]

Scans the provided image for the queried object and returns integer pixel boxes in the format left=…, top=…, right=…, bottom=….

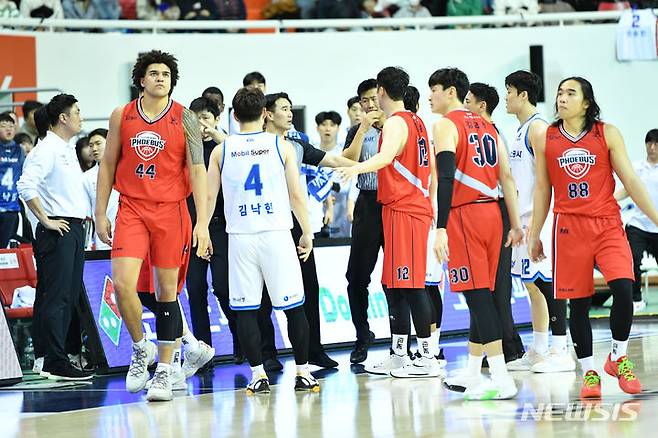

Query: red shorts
left=113, top=195, right=192, bottom=269
left=552, top=213, right=633, bottom=299
left=136, top=254, right=189, bottom=295
left=446, top=202, right=502, bottom=292
left=381, top=206, right=432, bottom=289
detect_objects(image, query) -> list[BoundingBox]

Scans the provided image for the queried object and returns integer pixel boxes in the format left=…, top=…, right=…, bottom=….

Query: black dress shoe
left=350, top=331, right=375, bottom=364
left=263, top=358, right=283, bottom=372
left=309, top=351, right=338, bottom=369
left=44, top=362, right=93, bottom=381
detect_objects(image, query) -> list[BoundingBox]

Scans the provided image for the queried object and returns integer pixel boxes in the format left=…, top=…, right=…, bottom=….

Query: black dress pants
left=345, top=190, right=385, bottom=344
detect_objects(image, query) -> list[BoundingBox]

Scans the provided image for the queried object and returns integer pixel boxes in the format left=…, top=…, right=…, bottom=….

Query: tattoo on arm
left=183, top=108, right=204, bottom=165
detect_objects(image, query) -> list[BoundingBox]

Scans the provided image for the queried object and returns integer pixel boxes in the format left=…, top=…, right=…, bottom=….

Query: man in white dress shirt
left=616, top=129, right=658, bottom=311
left=82, top=128, right=118, bottom=250
left=17, top=94, right=93, bottom=381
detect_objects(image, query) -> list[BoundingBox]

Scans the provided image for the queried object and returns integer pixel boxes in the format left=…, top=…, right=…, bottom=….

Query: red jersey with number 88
left=376, top=111, right=433, bottom=218
left=444, top=109, right=501, bottom=207
left=545, top=121, right=619, bottom=217
left=115, top=98, right=190, bottom=202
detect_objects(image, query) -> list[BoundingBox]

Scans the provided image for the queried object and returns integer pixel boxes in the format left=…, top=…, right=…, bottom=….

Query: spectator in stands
left=616, top=129, right=658, bottom=313
left=394, top=0, right=432, bottom=17
left=346, top=96, right=364, bottom=128
left=316, top=0, right=361, bottom=18
left=0, top=112, right=25, bottom=248
left=20, top=0, right=64, bottom=18
left=493, top=0, right=539, bottom=16
left=446, top=0, right=482, bottom=16
left=75, top=136, right=95, bottom=172
left=136, top=0, right=180, bottom=20
left=214, top=0, right=245, bottom=20
left=0, top=0, right=21, bottom=18
left=18, top=101, right=43, bottom=144
left=62, top=0, right=121, bottom=19
left=17, top=94, right=92, bottom=381
left=14, top=133, right=34, bottom=155
left=179, top=0, right=216, bottom=19
left=539, top=0, right=574, bottom=12
left=362, top=0, right=389, bottom=17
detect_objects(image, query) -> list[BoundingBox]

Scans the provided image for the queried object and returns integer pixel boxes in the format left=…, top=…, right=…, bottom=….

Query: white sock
left=182, top=331, right=200, bottom=353
left=488, top=354, right=508, bottom=379
left=133, top=337, right=146, bottom=349
left=251, top=365, right=266, bottom=380
left=171, top=347, right=182, bottom=372
left=392, top=334, right=408, bottom=356
left=429, top=331, right=440, bottom=357
left=156, top=362, right=171, bottom=372
left=296, top=364, right=311, bottom=376
left=578, top=356, right=595, bottom=375
left=417, top=337, right=432, bottom=359
left=611, top=339, right=628, bottom=361
left=552, top=335, right=567, bottom=353
left=533, top=331, right=549, bottom=355
left=466, top=354, right=482, bottom=376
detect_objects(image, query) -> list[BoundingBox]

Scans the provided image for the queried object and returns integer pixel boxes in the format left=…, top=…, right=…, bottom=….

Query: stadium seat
left=0, top=246, right=37, bottom=320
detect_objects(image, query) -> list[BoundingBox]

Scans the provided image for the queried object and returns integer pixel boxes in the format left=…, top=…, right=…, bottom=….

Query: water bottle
left=23, top=337, right=35, bottom=370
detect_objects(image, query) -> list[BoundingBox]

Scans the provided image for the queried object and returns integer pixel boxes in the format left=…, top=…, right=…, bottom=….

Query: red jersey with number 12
left=445, top=109, right=500, bottom=207
left=377, top=111, right=432, bottom=218
left=114, top=98, right=190, bottom=202
left=545, top=121, right=619, bottom=217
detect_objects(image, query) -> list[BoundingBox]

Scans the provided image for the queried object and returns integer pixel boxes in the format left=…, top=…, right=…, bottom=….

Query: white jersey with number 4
left=222, top=132, right=293, bottom=234
left=616, top=9, right=658, bottom=61
left=509, top=113, right=547, bottom=218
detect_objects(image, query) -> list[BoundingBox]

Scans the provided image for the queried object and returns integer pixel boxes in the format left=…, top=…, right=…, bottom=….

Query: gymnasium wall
left=3, top=23, right=656, bottom=159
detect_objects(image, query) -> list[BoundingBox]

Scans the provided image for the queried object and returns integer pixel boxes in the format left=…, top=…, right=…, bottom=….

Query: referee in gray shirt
left=17, top=94, right=92, bottom=381
left=342, top=79, right=386, bottom=364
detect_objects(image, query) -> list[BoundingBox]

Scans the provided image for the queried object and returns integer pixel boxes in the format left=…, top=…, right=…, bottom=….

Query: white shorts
left=228, top=230, right=305, bottom=311
left=425, top=229, right=444, bottom=286
left=511, top=214, right=553, bottom=282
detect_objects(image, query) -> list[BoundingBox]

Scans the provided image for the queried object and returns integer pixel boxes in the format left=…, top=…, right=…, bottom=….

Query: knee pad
left=156, top=300, right=182, bottom=343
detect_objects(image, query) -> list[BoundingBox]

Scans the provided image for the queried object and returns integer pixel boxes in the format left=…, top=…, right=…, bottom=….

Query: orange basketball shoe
left=580, top=370, right=602, bottom=399
left=604, top=355, right=642, bottom=394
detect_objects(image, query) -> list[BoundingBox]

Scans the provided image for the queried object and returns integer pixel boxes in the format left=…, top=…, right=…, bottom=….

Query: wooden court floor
left=4, top=320, right=658, bottom=438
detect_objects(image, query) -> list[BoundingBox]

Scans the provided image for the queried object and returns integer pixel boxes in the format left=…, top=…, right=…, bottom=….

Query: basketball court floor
left=3, top=317, right=658, bottom=438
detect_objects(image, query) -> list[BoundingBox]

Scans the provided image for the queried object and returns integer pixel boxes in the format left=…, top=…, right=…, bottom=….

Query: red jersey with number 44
left=545, top=121, right=619, bottom=217
left=445, top=109, right=500, bottom=207
left=115, top=98, right=191, bottom=202
left=377, top=111, right=433, bottom=218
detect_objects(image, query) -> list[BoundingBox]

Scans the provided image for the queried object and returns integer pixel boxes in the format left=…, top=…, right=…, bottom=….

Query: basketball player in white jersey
left=504, top=71, right=574, bottom=373
left=207, top=87, right=319, bottom=394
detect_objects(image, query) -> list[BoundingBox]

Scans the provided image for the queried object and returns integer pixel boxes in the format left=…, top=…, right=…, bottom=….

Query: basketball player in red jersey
left=431, top=68, right=523, bottom=400
left=529, top=77, right=658, bottom=399
left=338, top=67, right=441, bottom=378
left=95, top=50, right=210, bottom=402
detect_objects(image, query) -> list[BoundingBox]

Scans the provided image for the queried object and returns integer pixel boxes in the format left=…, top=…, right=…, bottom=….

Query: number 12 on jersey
left=244, top=164, right=263, bottom=196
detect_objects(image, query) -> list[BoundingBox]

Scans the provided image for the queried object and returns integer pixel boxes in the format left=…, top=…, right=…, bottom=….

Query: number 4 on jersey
left=244, top=164, right=263, bottom=196
left=135, top=163, right=156, bottom=179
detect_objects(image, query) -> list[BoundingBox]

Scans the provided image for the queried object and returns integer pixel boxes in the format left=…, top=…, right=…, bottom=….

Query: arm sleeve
left=436, top=151, right=456, bottom=229
left=343, top=125, right=359, bottom=150
left=298, top=138, right=326, bottom=167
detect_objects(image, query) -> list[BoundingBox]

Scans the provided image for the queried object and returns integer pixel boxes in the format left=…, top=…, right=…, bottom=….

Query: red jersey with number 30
left=445, top=109, right=500, bottom=207
left=114, top=98, right=190, bottom=202
left=545, top=121, right=619, bottom=217
left=377, top=111, right=433, bottom=218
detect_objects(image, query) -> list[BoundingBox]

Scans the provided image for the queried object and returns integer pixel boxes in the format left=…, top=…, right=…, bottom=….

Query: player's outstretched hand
left=297, top=233, right=313, bottom=262
left=528, top=236, right=546, bottom=263
left=505, top=227, right=524, bottom=248
left=335, top=167, right=358, bottom=183
left=433, top=228, right=449, bottom=264
left=95, top=215, right=112, bottom=245
left=193, top=223, right=211, bottom=259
